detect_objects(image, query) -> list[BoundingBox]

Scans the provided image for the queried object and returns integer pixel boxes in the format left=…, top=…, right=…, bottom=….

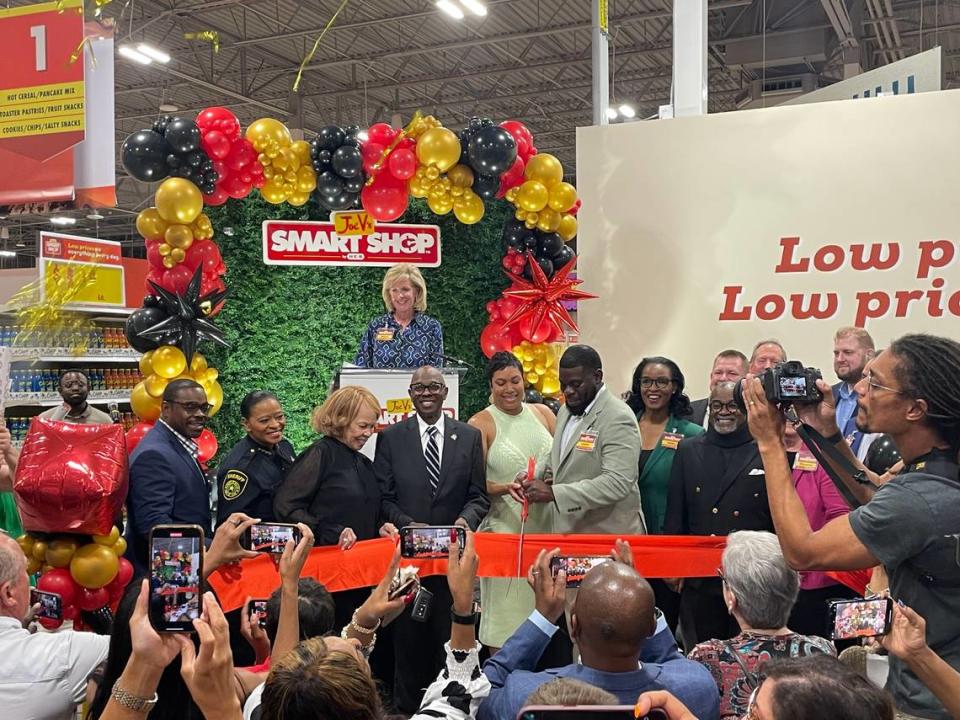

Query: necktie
left=842, top=413, right=863, bottom=456
left=425, top=425, right=441, bottom=495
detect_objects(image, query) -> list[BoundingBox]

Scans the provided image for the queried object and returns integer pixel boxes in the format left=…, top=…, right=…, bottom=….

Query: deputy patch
left=222, top=469, right=248, bottom=500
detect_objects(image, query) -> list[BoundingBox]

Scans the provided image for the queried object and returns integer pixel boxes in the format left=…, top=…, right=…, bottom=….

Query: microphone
left=437, top=352, right=473, bottom=369
left=108, top=402, right=121, bottom=424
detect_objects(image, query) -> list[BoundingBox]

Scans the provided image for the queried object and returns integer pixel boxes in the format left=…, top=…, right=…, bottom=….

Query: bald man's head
left=570, top=562, right=657, bottom=660
left=0, top=533, right=30, bottom=621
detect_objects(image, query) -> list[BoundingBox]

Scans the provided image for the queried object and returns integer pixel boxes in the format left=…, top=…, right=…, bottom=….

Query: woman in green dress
left=469, top=351, right=555, bottom=651
left=0, top=425, right=22, bottom=536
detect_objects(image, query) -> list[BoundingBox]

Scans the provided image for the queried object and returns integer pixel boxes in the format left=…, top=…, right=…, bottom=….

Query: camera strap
left=789, top=419, right=873, bottom=510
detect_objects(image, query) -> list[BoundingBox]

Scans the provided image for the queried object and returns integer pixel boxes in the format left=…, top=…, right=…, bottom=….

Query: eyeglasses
left=745, top=679, right=766, bottom=720
left=709, top=401, right=740, bottom=414
left=639, top=377, right=673, bottom=389
left=168, top=401, right=212, bottom=414
left=409, top=382, right=445, bottom=395
left=863, top=371, right=902, bottom=395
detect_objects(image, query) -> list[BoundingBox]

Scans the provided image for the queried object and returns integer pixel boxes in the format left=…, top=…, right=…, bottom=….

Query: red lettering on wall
left=719, top=286, right=751, bottom=320
left=791, top=293, right=839, bottom=320
left=774, top=236, right=808, bottom=273
left=850, top=243, right=900, bottom=271
left=917, top=240, right=955, bottom=279
left=854, top=291, right=890, bottom=327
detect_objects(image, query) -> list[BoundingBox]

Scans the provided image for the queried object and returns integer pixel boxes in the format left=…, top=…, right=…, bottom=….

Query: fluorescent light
left=459, top=0, right=487, bottom=16
left=118, top=45, right=152, bottom=65
left=0, top=250, right=16, bottom=258
left=618, top=104, right=636, bottom=118
left=605, top=107, right=618, bottom=120
left=86, top=212, right=105, bottom=220
left=0, top=228, right=7, bottom=240
left=436, top=0, right=465, bottom=19
left=158, top=103, right=179, bottom=113
left=137, top=43, right=170, bottom=63
left=49, top=216, right=76, bottom=226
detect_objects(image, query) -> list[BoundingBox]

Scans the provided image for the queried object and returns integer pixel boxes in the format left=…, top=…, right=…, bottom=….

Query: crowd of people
left=0, top=262, right=957, bottom=720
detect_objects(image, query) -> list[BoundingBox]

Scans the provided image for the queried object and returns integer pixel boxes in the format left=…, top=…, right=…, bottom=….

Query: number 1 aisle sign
left=0, top=0, right=85, bottom=161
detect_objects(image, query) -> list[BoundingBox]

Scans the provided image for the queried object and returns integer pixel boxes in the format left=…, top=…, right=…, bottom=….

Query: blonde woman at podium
left=354, top=263, right=444, bottom=369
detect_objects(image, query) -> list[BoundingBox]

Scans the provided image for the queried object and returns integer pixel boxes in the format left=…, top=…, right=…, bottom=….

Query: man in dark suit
left=831, top=326, right=876, bottom=461
left=125, top=379, right=212, bottom=575
left=374, top=365, right=488, bottom=713
left=688, top=349, right=748, bottom=427
left=663, top=381, right=773, bottom=650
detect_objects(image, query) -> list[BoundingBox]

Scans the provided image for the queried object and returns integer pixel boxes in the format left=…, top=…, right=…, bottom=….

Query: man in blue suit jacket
left=125, top=379, right=213, bottom=575
left=479, top=553, right=719, bottom=720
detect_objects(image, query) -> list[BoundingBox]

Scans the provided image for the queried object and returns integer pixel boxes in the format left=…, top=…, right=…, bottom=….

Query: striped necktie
left=425, top=425, right=441, bottom=495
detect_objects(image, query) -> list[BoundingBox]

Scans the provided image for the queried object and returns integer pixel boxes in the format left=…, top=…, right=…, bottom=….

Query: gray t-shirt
left=849, top=469, right=960, bottom=720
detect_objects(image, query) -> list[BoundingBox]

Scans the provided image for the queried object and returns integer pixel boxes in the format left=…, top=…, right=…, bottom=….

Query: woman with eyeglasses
left=687, top=531, right=836, bottom=719
left=213, top=390, right=296, bottom=528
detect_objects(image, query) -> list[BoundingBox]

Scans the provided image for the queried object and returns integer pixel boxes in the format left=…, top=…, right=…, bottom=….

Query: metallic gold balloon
left=291, top=139, right=312, bottom=165
left=409, top=177, right=428, bottom=198
left=130, top=381, right=162, bottom=422
left=165, top=224, right=194, bottom=250
left=427, top=191, right=454, bottom=215
left=416, top=127, right=461, bottom=172
left=453, top=190, right=485, bottom=225
left=202, top=367, right=219, bottom=383
left=69, top=543, right=119, bottom=589
left=32, top=541, right=47, bottom=562
left=144, top=372, right=169, bottom=398
left=541, top=373, right=561, bottom=396
left=93, top=526, right=120, bottom=545
left=260, top=179, right=287, bottom=204
left=447, top=164, right=475, bottom=188
left=26, top=558, right=41, bottom=575
left=112, top=536, right=127, bottom=557
left=525, top=217, right=538, bottom=229
left=206, top=380, right=224, bottom=416
left=155, top=177, right=204, bottom=224
left=45, top=538, right=79, bottom=568
left=189, top=353, right=207, bottom=374
left=162, top=256, right=176, bottom=269
left=287, top=191, right=310, bottom=206
left=524, top=153, right=564, bottom=187
left=451, top=186, right=464, bottom=198
left=515, top=208, right=527, bottom=221
left=547, top=182, right=578, bottom=213
left=272, top=146, right=294, bottom=171
left=170, top=248, right=186, bottom=263
left=296, top=165, right=317, bottom=193
left=516, top=180, right=549, bottom=212
left=136, top=208, right=167, bottom=239
left=139, top=351, right=155, bottom=376
left=158, top=243, right=172, bottom=257
left=16, top=534, right=34, bottom=557
left=151, top=345, right=187, bottom=379
left=245, top=117, right=292, bottom=154
left=425, top=166, right=440, bottom=181
left=537, top=208, right=561, bottom=232
left=558, top=213, right=578, bottom=242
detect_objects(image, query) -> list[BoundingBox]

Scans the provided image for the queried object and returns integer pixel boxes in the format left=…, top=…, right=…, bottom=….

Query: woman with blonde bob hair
left=354, top=263, right=444, bottom=369
left=274, top=385, right=385, bottom=629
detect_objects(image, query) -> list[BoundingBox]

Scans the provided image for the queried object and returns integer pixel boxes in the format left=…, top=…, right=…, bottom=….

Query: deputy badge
left=222, top=469, right=248, bottom=500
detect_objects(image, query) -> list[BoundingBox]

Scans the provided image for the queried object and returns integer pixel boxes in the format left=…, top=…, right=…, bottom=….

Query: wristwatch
left=451, top=602, right=480, bottom=625
left=110, top=683, right=158, bottom=714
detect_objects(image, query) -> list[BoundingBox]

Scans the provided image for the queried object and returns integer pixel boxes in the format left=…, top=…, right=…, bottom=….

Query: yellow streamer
left=292, top=0, right=351, bottom=92
left=184, top=30, right=220, bottom=53
left=364, top=110, right=423, bottom=186
left=93, top=0, right=112, bottom=18
left=68, top=36, right=96, bottom=67
left=9, top=265, right=97, bottom=354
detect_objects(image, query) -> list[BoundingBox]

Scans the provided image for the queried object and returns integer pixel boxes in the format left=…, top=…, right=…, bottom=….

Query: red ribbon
left=208, top=533, right=728, bottom=613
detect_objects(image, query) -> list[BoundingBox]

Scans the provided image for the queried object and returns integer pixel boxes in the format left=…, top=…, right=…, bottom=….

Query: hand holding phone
left=248, top=599, right=269, bottom=629
left=244, top=522, right=303, bottom=554
left=829, top=597, right=893, bottom=640
left=550, top=555, right=610, bottom=588
left=30, top=588, right=62, bottom=621
left=400, top=525, right=466, bottom=559
left=148, top=524, right=204, bottom=632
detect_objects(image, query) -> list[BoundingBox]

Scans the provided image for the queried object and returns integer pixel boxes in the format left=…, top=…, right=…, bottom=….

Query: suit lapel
left=436, top=417, right=458, bottom=492
left=161, top=424, right=204, bottom=483
left=707, top=444, right=760, bottom=507
left=406, top=417, right=428, bottom=485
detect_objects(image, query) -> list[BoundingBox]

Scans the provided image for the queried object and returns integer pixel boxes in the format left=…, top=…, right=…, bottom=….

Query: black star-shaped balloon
left=137, top=266, right=229, bottom=364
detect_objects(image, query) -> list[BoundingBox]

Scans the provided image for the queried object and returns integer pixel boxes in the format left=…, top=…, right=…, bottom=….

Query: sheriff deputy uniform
left=214, top=434, right=296, bottom=527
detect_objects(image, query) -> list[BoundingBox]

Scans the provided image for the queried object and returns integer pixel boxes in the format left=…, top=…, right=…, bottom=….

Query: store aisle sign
left=40, top=232, right=125, bottom=307
left=262, top=217, right=441, bottom=267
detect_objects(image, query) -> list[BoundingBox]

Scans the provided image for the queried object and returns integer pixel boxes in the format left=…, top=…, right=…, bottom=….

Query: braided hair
left=888, top=333, right=960, bottom=456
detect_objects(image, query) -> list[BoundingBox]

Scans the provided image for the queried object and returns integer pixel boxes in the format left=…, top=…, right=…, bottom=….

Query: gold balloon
left=162, top=256, right=176, bottom=269
left=427, top=192, right=454, bottom=215
left=170, top=248, right=186, bottom=263
left=206, top=380, right=224, bottom=416
left=516, top=180, right=549, bottom=212
left=16, top=534, right=34, bottom=557
left=547, top=182, right=578, bottom=213
left=541, top=374, right=561, bottom=396
left=26, top=558, right=41, bottom=575
left=447, top=164, right=475, bottom=188
left=155, top=177, right=204, bottom=224
left=194, top=213, right=213, bottom=234
left=165, top=224, right=194, bottom=250
left=144, top=373, right=169, bottom=398
left=112, top=536, right=128, bottom=557
left=296, top=165, right=317, bottom=193
left=139, top=351, right=155, bottom=376
left=287, top=191, right=310, bottom=207
left=202, top=367, right=219, bottom=383
left=272, top=146, right=294, bottom=171
left=136, top=208, right=167, bottom=239
left=131, top=381, right=162, bottom=422
left=453, top=191, right=485, bottom=225
left=70, top=543, right=119, bottom=589
left=524, top=153, right=564, bottom=187
left=245, top=117, right=292, bottom=153
left=537, top=208, right=561, bottom=233
left=45, top=538, right=79, bottom=568
left=157, top=243, right=172, bottom=257
left=558, top=213, right=578, bottom=241
left=416, top=127, right=461, bottom=172
left=425, top=166, right=440, bottom=181
left=93, top=526, right=120, bottom=545
left=260, top=178, right=287, bottom=204
left=291, top=139, right=312, bottom=165
left=32, top=541, right=48, bottom=562
left=151, top=346, right=187, bottom=378
left=526, top=371, right=539, bottom=384
left=409, top=177, right=428, bottom=198
left=190, top=353, right=207, bottom=374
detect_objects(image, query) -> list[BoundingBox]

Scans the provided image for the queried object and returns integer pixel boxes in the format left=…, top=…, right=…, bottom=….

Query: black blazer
left=374, top=415, right=489, bottom=529
left=688, top=397, right=708, bottom=426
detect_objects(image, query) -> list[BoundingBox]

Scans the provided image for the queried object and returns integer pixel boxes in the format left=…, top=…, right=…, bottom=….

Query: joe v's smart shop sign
left=262, top=212, right=441, bottom=267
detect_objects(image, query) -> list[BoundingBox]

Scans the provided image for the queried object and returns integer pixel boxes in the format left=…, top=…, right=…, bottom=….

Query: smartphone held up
left=243, top=522, right=302, bottom=554
left=400, top=525, right=466, bottom=559
left=829, top=597, right=893, bottom=640
left=148, top=524, right=204, bottom=632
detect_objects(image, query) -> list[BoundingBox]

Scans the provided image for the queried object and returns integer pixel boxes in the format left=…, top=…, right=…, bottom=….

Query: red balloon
left=361, top=178, right=408, bottom=222
left=184, top=239, right=223, bottom=274
left=37, top=567, right=80, bottom=608
left=222, top=174, right=252, bottom=199
left=63, top=604, right=79, bottom=622
left=497, top=156, right=526, bottom=198
left=145, top=240, right=164, bottom=271
left=361, top=142, right=386, bottom=175
left=196, top=428, right=218, bottom=464
left=501, top=120, right=533, bottom=160
left=159, top=265, right=193, bottom=295
left=367, top=122, right=397, bottom=146
left=78, top=586, right=110, bottom=611
left=196, top=106, right=241, bottom=139
left=115, top=557, right=134, bottom=588
left=202, top=129, right=231, bottom=160
left=388, top=147, right=417, bottom=180
left=518, top=313, right=553, bottom=344
left=203, top=186, right=229, bottom=207
left=480, top=322, right=516, bottom=358
left=125, top=421, right=154, bottom=454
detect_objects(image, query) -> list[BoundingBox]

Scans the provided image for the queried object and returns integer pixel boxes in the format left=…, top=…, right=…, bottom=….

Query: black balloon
left=457, top=129, right=472, bottom=165
left=331, top=146, right=363, bottom=178
left=467, top=125, right=517, bottom=176
left=501, top=217, right=526, bottom=246
left=124, top=306, right=169, bottom=353
left=312, top=148, right=332, bottom=170
left=321, top=190, right=358, bottom=211
left=524, top=388, right=544, bottom=404
left=537, top=232, right=563, bottom=258
left=473, top=173, right=499, bottom=200
left=316, top=170, right=344, bottom=198
left=316, top=125, right=346, bottom=151
left=865, top=434, right=902, bottom=475
left=522, top=232, right=539, bottom=251
left=542, top=397, right=561, bottom=415
left=164, top=117, right=202, bottom=154
left=121, top=130, right=170, bottom=182
left=343, top=176, right=364, bottom=193
left=552, top=244, right=575, bottom=267
left=536, top=256, right=554, bottom=277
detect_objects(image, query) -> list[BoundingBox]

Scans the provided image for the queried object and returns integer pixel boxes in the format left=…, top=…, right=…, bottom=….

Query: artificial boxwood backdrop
left=204, top=196, right=510, bottom=452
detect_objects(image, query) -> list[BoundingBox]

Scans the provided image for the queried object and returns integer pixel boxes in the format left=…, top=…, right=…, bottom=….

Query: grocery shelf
left=6, top=390, right=133, bottom=408
left=9, top=348, right=139, bottom=363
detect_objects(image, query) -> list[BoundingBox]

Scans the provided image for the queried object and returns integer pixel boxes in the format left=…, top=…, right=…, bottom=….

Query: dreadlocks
left=888, top=334, right=960, bottom=455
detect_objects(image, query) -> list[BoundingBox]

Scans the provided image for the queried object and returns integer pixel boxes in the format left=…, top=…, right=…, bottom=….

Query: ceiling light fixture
left=606, top=107, right=618, bottom=121
left=136, top=43, right=170, bottom=63
left=0, top=227, right=8, bottom=240
left=49, top=216, right=76, bottom=226
left=0, top=250, right=16, bottom=258
left=14, top=241, right=25, bottom=248
left=618, top=104, right=637, bottom=119
left=86, top=212, right=105, bottom=220
left=159, top=103, right=179, bottom=113
left=118, top=45, right=153, bottom=65
left=459, top=0, right=487, bottom=16
left=436, top=0, right=465, bottom=19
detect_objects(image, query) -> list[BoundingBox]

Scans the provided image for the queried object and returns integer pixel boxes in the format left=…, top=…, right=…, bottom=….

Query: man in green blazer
left=520, top=345, right=645, bottom=535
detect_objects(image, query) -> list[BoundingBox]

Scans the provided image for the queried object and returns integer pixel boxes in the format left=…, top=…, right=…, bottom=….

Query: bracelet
left=110, top=683, right=158, bottom=713
left=341, top=623, right=376, bottom=657
left=348, top=609, right=381, bottom=635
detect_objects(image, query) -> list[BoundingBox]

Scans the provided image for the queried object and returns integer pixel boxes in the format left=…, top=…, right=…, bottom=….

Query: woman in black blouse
left=273, top=385, right=383, bottom=630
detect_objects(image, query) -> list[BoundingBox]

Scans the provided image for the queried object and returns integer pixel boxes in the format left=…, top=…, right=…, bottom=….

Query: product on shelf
left=0, top=323, right=131, bottom=351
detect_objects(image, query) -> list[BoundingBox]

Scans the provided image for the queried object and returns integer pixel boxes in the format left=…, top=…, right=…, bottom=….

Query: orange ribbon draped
left=208, top=534, right=727, bottom=613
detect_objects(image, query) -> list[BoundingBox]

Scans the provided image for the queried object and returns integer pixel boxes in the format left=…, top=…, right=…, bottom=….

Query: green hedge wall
left=204, top=195, right=509, bottom=453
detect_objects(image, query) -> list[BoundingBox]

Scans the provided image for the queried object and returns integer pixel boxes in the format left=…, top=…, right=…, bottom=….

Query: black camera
left=733, top=361, right=823, bottom=410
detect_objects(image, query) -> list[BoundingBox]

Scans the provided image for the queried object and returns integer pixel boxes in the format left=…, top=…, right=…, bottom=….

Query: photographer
left=742, top=334, right=960, bottom=720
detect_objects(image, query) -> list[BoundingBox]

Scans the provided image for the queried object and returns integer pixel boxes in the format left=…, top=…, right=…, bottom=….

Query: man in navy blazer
left=125, top=379, right=212, bottom=575
left=479, top=552, right=719, bottom=720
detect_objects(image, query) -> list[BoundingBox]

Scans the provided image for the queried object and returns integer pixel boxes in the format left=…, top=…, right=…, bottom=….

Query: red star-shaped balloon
left=501, top=252, right=597, bottom=337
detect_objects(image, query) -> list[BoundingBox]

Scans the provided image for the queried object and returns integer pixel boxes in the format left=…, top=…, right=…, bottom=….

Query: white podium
left=337, top=364, right=468, bottom=458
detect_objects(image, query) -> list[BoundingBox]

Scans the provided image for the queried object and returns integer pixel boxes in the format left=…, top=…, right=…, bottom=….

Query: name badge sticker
left=575, top=432, right=598, bottom=452
left=661, top=432, right=683, bottom=450
left=794, top=455, right=819, bottom=472
left=375, top=328, right=395, bottom=342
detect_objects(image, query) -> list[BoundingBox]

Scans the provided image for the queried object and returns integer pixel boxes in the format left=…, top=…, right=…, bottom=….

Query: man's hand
left=129, top=579, right=183, bottom=672
left=794, top=378, right=841, bottom=438
left=448, top=530, right=479, bottom=614
left=338, top=527, right=357, bottom=550
left=176, top=593, right=242, bottom=720
left=279, top=523, right=314, bottom=590
left=205, top=513, right=259, bottom=578
left=881, top=601, right=929, bottom=662
left=453, top=517, right=469, bottom=529
left=522, top=476, right=554, bottom=504
left=527, top=548, right=565, bottom=623
left=0, top=425, right=12, bottom=454
left=355, top=542, right=410, bottom=629
left=508, top=470, right=527, bottom=504
left=378, top=522, right=398, bottom=539
left=742, top=376, right=786, bottom=451
left=610, top=538, right=634, bottom=568
left=634, top=690, right=698, bottom=720
left=240, top=597, right=271, bottom=664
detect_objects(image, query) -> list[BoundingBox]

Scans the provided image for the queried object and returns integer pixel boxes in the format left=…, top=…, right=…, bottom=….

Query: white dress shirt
left=417, top=413, right=446, bottom=461
left=0, top=615, right=109, bottom=720
left=561, top=385, right=606, bottom=453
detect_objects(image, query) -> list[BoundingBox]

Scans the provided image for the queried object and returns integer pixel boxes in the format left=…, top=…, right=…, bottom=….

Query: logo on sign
left=262, top=216, right=441, bottom=267
left=44, top=237, right=61, bottom=256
